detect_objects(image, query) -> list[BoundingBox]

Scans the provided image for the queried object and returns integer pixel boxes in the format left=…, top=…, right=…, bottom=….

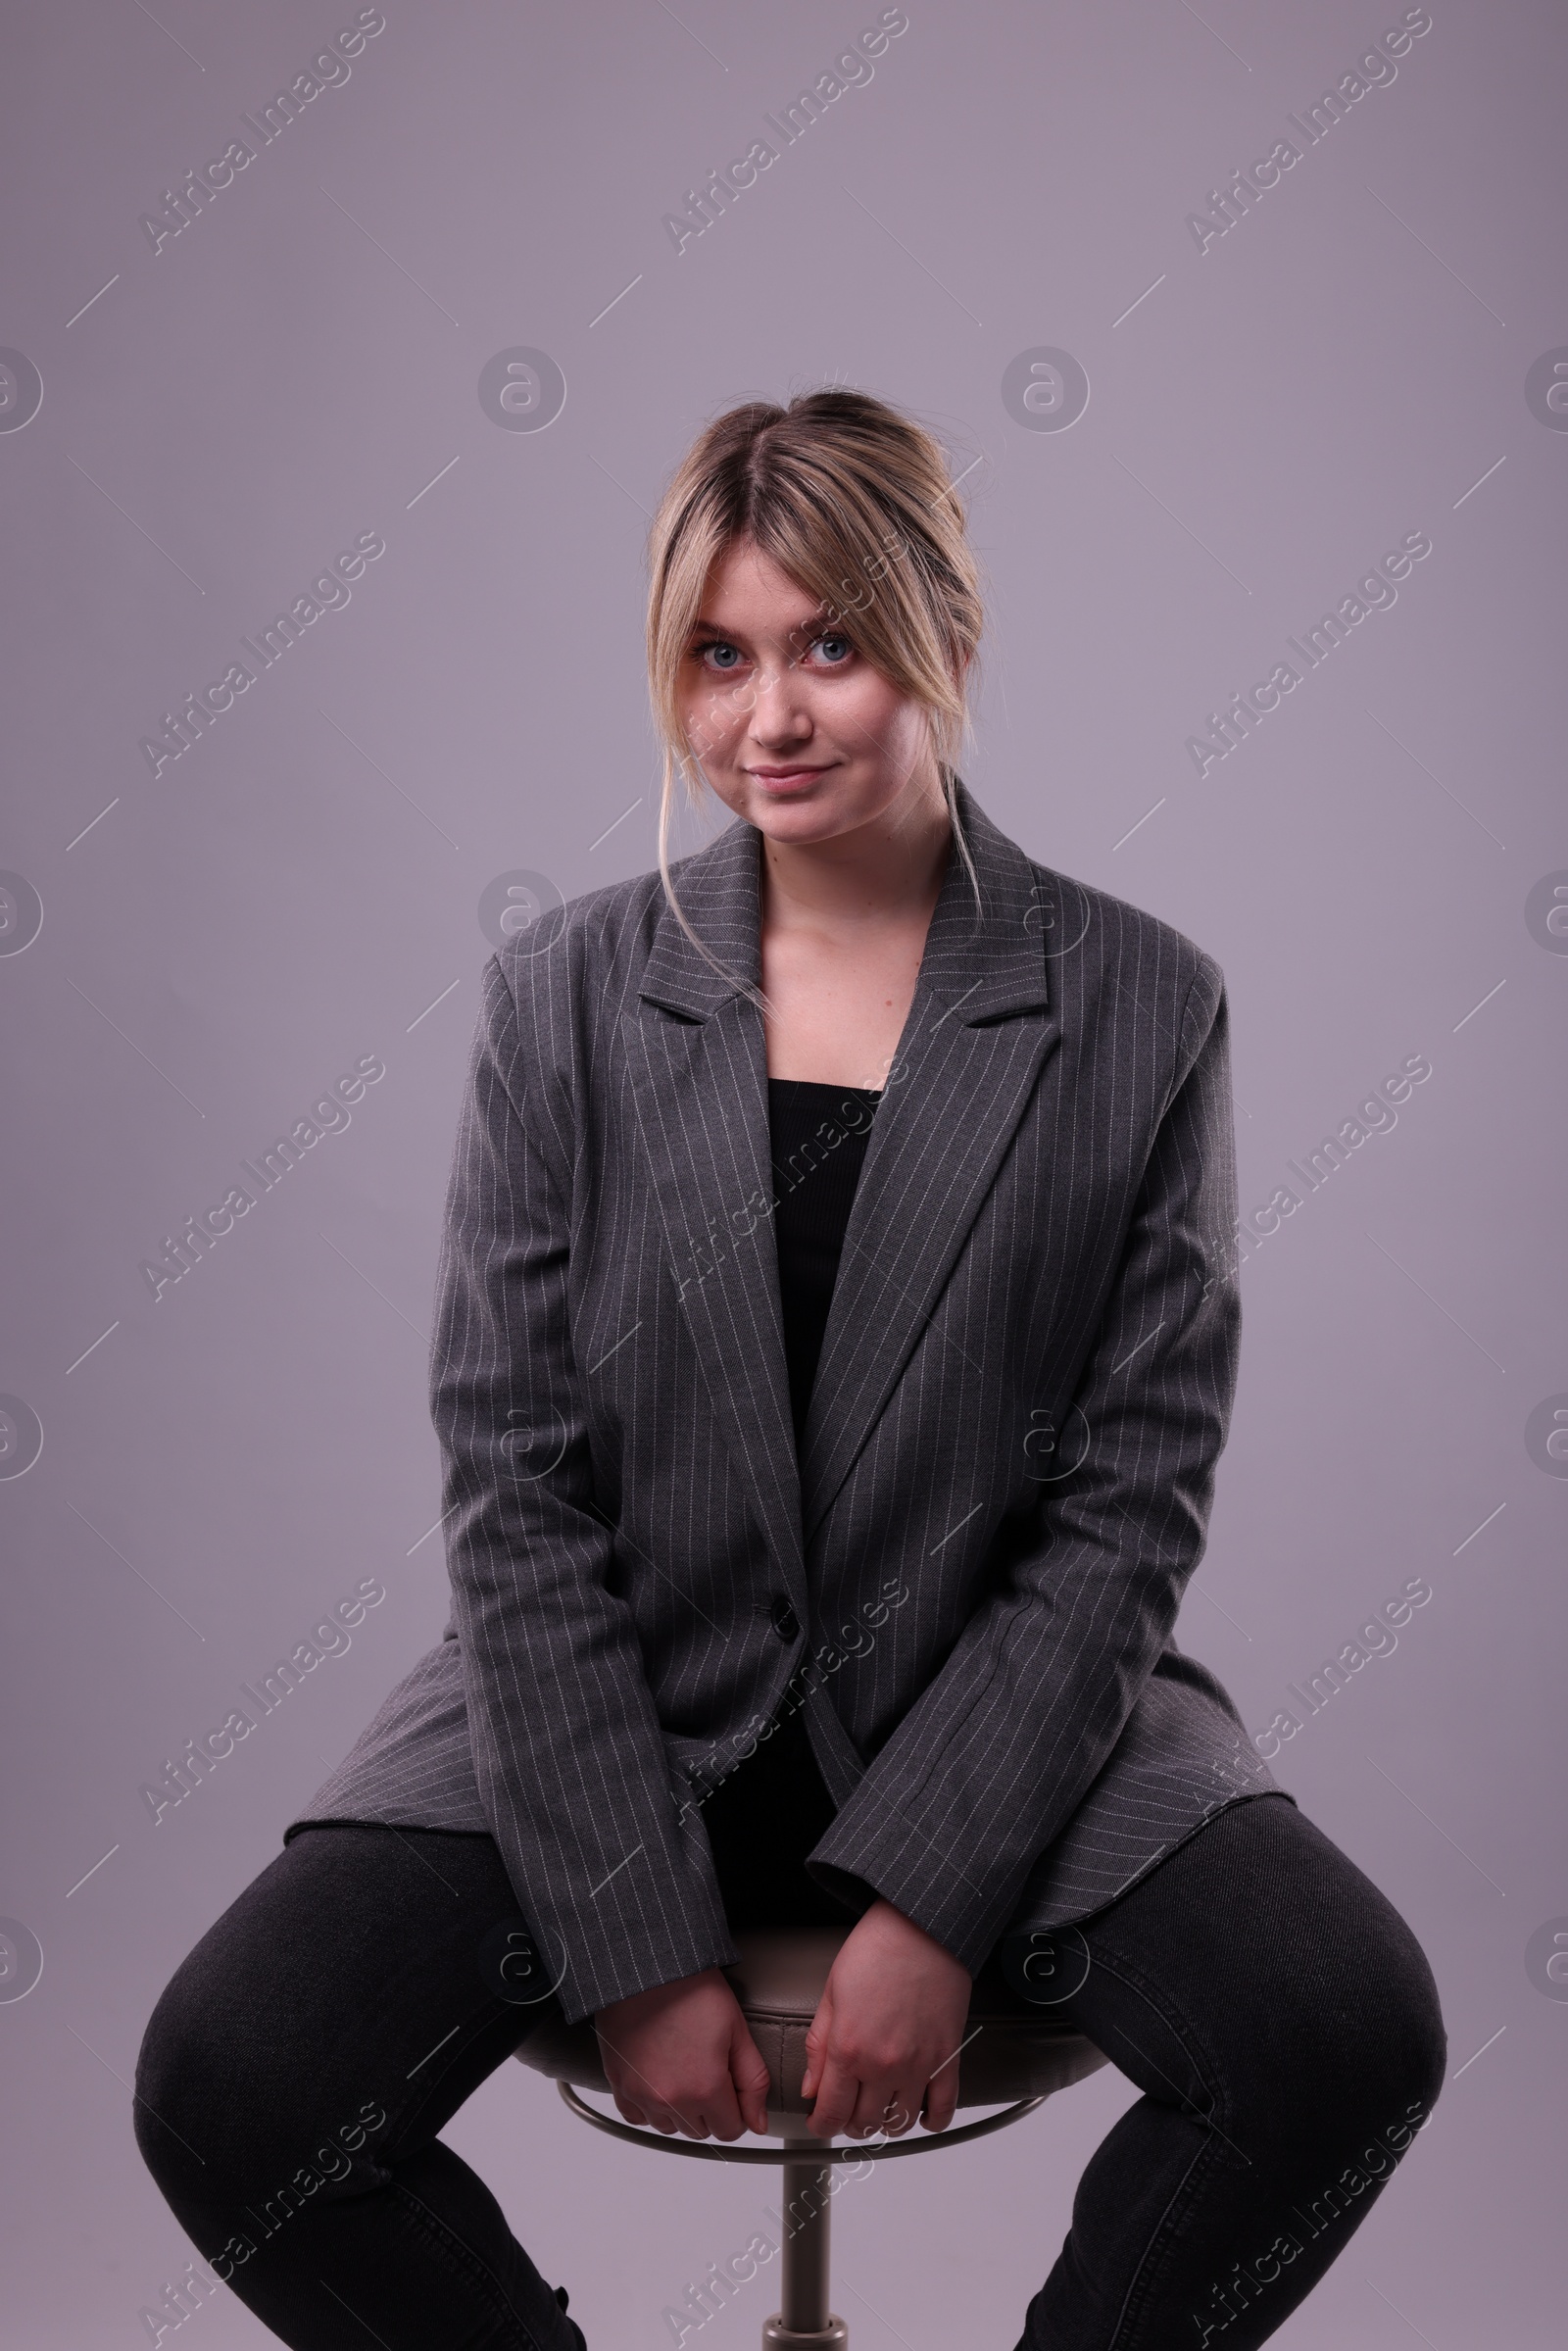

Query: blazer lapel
left=798, top=784, right=1060, bottom=1543
left=624, top=818, right=808, bottom=1606
left=623, top=781, right=1060, bottom=1597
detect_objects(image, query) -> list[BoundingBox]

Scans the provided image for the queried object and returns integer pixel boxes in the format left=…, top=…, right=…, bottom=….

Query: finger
left=696, top=2080, right=747, bottom=2142
left=800, top=1987, right=834, bottom=2102
left=893, top=2082, right=928, bottom=2136
left=731, top=2026, right=773, bottom=2137
left=922, top=2066, right=959, bottom=2134
left=806, top=2054, right=862, bottom=2140
left=846, top=2078, right=914, bottom=2140
left=853, top=2068, right=931, bottom=2139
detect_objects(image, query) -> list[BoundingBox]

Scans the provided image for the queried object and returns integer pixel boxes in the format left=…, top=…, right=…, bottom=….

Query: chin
left=746, top=790, right=866, bottom=842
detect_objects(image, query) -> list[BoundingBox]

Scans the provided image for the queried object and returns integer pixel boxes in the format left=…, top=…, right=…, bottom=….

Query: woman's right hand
left=593, top=1967, right=772, bottom=2140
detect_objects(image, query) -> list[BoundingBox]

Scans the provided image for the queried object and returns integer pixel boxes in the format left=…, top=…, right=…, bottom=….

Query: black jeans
left=133, top=1789, right=1445, bottom=2350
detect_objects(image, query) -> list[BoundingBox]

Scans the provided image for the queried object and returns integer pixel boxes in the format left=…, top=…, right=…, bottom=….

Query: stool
left=514, top=1925, right=1108, bottom=2348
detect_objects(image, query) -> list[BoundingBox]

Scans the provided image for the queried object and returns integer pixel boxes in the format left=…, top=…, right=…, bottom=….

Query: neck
left=759, top=771, right=953, bottom=937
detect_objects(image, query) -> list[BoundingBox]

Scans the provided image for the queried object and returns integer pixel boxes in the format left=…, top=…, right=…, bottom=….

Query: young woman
left=136, top=389, right=1446, bottom=2350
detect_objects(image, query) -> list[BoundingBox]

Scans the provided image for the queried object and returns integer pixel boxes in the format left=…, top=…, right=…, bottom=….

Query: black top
left=767, top=1079, right=883, bottom=1445
left=698, top=1078, right=882, bottom=1929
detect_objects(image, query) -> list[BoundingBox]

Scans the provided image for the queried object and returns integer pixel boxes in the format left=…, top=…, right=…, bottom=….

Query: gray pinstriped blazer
left=288, top=779, right=1289, bottom=2026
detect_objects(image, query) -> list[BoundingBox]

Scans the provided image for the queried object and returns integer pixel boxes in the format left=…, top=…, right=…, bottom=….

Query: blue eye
left=691, top=632, right=853, bottom=671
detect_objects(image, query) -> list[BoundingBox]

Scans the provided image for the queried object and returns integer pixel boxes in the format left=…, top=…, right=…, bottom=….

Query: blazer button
left=769, top=1595, right=801, bottom=1641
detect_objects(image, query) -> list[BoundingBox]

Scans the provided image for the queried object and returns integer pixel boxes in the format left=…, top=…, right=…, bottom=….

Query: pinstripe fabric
left=288, top=780, right=1289, bottom=2026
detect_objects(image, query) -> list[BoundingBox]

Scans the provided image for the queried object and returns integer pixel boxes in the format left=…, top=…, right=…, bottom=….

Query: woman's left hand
left=799, top=1897, right=972, bottom=2140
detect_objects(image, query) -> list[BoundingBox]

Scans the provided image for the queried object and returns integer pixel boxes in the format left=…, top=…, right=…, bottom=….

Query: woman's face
left=677, top=535, right=946, bottom=850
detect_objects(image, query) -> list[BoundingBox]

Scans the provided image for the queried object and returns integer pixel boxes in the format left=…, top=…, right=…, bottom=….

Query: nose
left=746, top=663, right=816, bottom=749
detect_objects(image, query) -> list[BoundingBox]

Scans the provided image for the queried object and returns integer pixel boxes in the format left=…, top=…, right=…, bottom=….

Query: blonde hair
left=644, top=387, right=985, bottom=1004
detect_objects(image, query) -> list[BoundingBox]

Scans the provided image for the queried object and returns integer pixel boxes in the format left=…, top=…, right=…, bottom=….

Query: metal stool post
left=767, top=2115, right=846, bottom=2348
left=556, top=2084, right=1054, bottom=2350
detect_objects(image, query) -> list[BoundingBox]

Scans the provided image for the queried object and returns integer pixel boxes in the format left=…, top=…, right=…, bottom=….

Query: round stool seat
left=521, top=1927, right=1109, bottom=2347
left=514, top=1923, right=1107, bottom=2115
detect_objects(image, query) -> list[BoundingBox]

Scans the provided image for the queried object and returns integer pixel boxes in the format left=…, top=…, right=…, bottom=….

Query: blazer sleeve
left=433, top=955, right=739, bottom=2025
left=806, top=954, right=1243, bottom=1977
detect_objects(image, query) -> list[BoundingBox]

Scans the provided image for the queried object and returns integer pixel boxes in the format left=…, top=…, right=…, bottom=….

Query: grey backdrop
left=2, top=3, right=1564, bottom=2345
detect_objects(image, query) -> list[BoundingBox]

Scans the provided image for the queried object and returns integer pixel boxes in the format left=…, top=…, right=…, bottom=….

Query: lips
left=746, top=764, right=834, bottom=781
